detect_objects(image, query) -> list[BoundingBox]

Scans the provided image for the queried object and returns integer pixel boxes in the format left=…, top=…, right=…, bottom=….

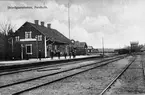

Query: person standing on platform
left=50, top=50, right=54, bottom=59
left=69, top=51, right=71, bottom=59
left=72, top=50, right=76, bottom=58
left=58, top=50, right=60, bottom=59
left=72, top=50, right=74, bottom=58
left=74, top=50, right=76, bottom=58
left=74, top=49, right=76, bottom=58
left=64, top=52, right=67, bottom=59
left=38, top=50, right=41, bottom=60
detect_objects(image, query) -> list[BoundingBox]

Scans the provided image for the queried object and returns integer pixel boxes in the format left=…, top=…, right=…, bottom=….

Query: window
left=25, top=31, right=32, bottom=39
left=37, top=35, right=42, bottom=41
left=15, top=36, right=19, bottom=41
left=26, top=44, right=32, bottom=54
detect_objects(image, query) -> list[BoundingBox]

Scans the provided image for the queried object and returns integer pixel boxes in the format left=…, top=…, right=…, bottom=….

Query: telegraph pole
left=12, top=38, right=14, bottom=59
left=8, top=37, right=14, bottom=59
left=68, top=2, right=71, bottom=55
left=102, top=37, right=104, bottom=57
left=68, top=2, right=70, bottom=40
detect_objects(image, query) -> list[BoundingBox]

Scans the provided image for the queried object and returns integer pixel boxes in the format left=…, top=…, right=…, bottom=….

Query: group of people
left=69, top=50, right=76, bottom=59
left=50, top=49, right=76, bottom=59
left=50, top=50, right=61, bottom=59
left=38, top=49, right=76, bottom=60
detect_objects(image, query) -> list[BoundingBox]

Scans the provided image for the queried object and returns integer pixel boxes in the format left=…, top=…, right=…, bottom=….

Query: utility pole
left=8, top=37, right=14, bottom=59
left=68, top=2, right=70, bottom=40
left=68, top=2, right=71, bottom=55
left=12, top=38, right=14, bottom=59
left=102, top=37, right=104, bottom=57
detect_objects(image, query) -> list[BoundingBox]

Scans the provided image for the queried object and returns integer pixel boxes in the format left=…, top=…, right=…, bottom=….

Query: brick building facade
left=0, top=34, right=5, bottom=59
left=14, top=20, right=71, bottom=59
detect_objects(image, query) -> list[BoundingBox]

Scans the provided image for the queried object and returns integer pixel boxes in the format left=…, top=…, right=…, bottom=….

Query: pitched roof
left=25, top=22, right=71, bottom=44
left=88, top=46, right=93, bottom=49
left=74, top=41, right=87, bottom=48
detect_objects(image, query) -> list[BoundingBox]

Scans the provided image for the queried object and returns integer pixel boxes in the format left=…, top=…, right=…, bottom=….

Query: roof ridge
left=27, top=22, right=48, bottom=37
left=26, top=21, right=71, bottom=44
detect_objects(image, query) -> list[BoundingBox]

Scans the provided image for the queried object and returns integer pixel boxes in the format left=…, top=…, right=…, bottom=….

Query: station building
left=87, top=46, right=98, bottom=54
left=72, top=41, right=88, bottom=55
left=14, top=20, right=71, bottom=59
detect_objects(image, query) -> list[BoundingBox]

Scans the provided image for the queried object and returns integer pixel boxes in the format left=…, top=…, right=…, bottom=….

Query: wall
left=14, top=23, right=45, bottom=59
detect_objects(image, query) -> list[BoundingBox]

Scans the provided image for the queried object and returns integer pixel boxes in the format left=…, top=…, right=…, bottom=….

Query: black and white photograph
left=0, top=0, right=145, bottom=95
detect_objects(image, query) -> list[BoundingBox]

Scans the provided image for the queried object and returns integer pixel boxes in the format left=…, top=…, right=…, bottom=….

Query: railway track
left=141, top=55, right=145, bottom=87
left=2, top=57, right=124, bottom=95
left=0, top=55, right=126, bottom=95
left=0, top=57, right=102, bottom=76
left=0, top=55, right=105, bottom=73
left=0, top=55, right=124, bottom=76
left=99, top=55, right=137, bottom=95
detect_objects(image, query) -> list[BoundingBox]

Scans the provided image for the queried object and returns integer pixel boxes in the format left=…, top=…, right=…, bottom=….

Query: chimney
left=41, top=21, right=44, bottom=27
left=47, top=24, right=51, bottom=28
left=34, top=20, right=39, bottom=25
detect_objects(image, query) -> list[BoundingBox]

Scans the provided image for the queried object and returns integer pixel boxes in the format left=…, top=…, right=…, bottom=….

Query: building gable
left=74, top=41, right=87, bottom=48
left=15, top=22, right=45, bottom=42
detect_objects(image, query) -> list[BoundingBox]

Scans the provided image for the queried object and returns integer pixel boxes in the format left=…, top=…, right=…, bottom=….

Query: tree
left=0, top=20, right=15, bottom=60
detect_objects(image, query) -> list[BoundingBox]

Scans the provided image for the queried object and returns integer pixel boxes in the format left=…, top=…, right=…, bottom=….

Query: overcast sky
left=0, top=0, right=145, bottom=48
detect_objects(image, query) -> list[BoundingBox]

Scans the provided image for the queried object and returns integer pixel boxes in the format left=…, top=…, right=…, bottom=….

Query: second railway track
left=99, top=55, right=137, bottom=95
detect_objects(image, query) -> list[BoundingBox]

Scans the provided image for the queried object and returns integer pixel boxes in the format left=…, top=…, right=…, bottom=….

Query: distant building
left=130, top=41, right=139, bottom=52
left=92, top=48, right=98, bottom=53
left=114, top=48, right=129, bottom=54
left=87, top=46, right=98, bottom=54
left=14, top=20, right=71, bottom=59
left=87, top=46, right=93, bottom=53
left=98, top=48, right=114, bottom=53
left=73, top=41, right=88, bottom=55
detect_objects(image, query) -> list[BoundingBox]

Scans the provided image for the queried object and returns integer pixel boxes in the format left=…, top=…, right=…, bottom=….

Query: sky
left=0, top=0, right=145, bottom=48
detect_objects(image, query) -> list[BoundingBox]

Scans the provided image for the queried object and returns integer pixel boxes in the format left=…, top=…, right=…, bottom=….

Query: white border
left=20, top=38, right=36, bottom=41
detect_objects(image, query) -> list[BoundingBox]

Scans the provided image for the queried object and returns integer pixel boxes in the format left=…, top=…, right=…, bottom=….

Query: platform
left=0, top=55, right=103, bottom=71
